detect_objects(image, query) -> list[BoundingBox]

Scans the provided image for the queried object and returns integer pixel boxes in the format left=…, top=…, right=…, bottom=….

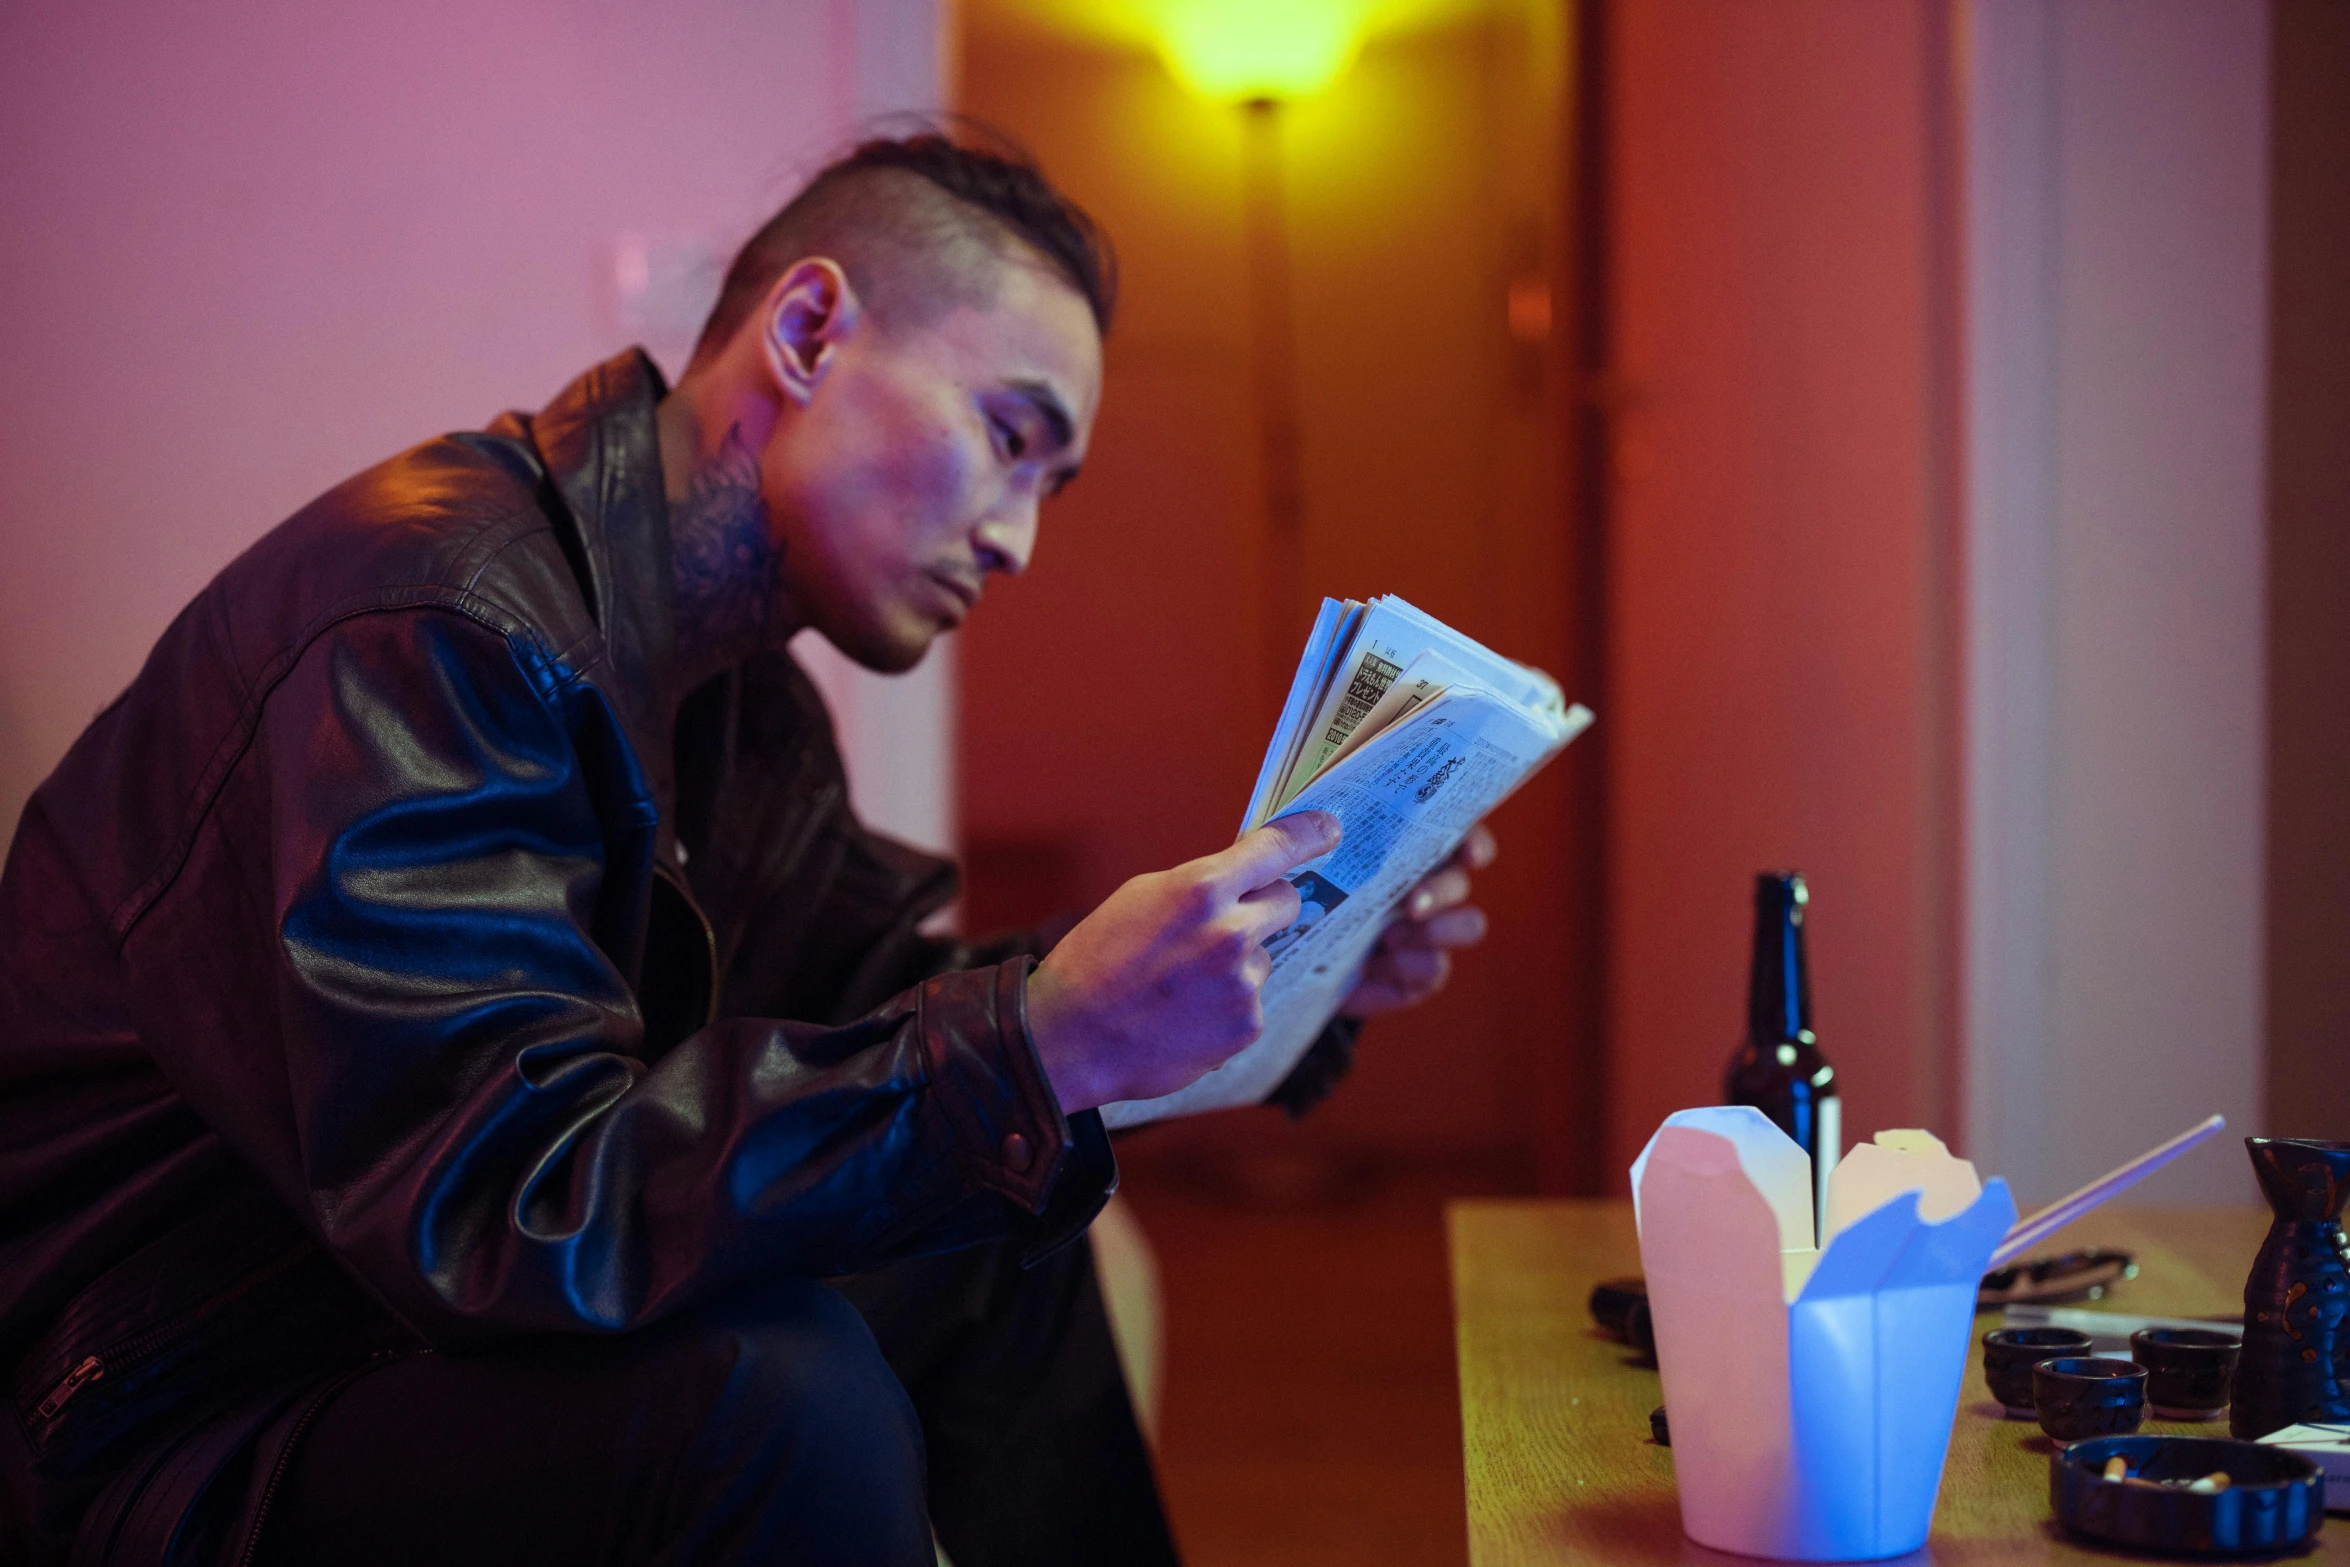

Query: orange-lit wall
left=1603, top=1, right=1961, bottom=1181
left=956, top=10, right=1579, bottom=1167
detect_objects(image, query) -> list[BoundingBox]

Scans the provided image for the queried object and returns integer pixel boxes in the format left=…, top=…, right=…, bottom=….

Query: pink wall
left=1604, top=0, right=1960, bottom=1182
left=0, top=0, right=943, bottom=843
left=1964, top=0, right=2270, bottom=1205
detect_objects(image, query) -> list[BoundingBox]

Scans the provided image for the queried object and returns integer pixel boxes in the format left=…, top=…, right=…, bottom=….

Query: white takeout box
left=1632, top=1107, right=2018, bottom=1561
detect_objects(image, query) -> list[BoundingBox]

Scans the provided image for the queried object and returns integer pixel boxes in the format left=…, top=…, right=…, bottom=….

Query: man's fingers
left=1404, top=865, right=1472, bottom=920
left=1461, top=823, right=1498, bottom=871
left=1342, top=940, right=1463, bottom=1018
left=1234, top=876, right=1305, bottom=941
left=1384, top=905, right=1488, bottom=950
left=1212, top=810, right=1340, bottom=894
left=1373, top=943, right=1450, bottom=989
left=1393, top=825, right=1496, bottom=918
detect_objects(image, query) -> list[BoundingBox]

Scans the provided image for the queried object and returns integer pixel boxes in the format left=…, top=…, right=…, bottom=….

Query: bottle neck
left=1746, top=872, right=1813, bottom=1045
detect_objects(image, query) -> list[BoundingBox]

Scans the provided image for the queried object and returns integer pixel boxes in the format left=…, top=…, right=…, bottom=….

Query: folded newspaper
left=1101, top=596, right=1594, bottom=1128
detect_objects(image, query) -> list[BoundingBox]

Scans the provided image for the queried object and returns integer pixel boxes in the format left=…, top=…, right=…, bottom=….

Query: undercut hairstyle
left=690, top=129, right=1116, bottom=366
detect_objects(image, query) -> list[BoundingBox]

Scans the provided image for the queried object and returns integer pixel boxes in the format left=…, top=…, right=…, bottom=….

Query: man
left=0, top=134, right=1496, bottom=1565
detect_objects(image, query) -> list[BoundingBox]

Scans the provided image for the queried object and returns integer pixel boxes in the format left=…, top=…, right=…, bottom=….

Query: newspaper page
left=1316, top=650, right=1471, bottom=776
left=1101, top=687, right=1595, bottom=1129
left=1258, top=597, right=1562, bottom=823
left=1240, top=598, right=1349, bottom=830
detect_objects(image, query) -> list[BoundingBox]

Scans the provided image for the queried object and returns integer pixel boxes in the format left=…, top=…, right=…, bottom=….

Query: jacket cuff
left=1263, top=1014, right=1363, bottom=1119
left=1018, top=1108, right=1116, bottom=1267
left=914, top=957, right=1070, bottom=1213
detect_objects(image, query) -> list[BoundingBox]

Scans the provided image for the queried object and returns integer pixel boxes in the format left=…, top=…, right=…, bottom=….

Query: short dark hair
left=691, top=128, right=1116, bottom=364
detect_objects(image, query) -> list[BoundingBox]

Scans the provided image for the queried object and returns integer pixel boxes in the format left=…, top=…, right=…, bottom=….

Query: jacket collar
left=526, top=349, right=682, bottom=824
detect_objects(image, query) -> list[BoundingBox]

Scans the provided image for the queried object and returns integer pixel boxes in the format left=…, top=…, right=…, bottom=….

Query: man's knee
left=680, top=1275, right=924, bottom=1461
left=639, top=1277, right=933, bottom=1564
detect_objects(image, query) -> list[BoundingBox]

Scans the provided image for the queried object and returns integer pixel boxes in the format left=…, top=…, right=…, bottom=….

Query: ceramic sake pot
left=2229, top=1137, right=2350, bottom=1439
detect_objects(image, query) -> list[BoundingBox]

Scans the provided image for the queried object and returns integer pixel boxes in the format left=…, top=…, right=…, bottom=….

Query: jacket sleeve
left=892, top=925, right=1366, bottom=1119
left=830, top=874, right=1363, bottom=1119
left=807, top=849, right=1363, bottom=1118
left=118, top=607, right=1105, bottom=1346
left=830, top=915, right=1365, bottom=1120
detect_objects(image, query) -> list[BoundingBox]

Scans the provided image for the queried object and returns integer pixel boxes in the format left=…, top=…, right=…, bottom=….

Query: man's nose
left=973, top=504, right=1039, bottom=577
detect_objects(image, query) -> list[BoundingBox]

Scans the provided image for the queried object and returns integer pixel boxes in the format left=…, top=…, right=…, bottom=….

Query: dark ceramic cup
left=1983, top=1327, right=2095, bottom=1418
left=2033, top=1357, right=2147, bottom=1442
left=2130, top=1327, right=2240, bottom=1421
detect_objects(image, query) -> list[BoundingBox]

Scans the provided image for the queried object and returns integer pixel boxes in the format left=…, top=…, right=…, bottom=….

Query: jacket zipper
left=35, top=1355, right=103, bottom=1419
left=33, top=1245, right=313, bottom=1423
left=234, top=1348, right=406, bottom=1567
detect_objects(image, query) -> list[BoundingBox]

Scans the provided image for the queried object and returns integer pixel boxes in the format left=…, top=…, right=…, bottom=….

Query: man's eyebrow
left=1007, top=379, right=1076, bottom=452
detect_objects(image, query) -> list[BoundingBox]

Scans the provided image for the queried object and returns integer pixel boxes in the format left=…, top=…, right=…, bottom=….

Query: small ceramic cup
left=2033, top=1357, right=2148, bottom=1442
left=1983, top=1327, right=2095, bottom=1418
left=2129, top=1327, right=2241, bottom=1421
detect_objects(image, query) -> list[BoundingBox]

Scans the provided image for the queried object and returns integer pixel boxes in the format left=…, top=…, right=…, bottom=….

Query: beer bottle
left=1724, top=871, right=1841, bottom=1240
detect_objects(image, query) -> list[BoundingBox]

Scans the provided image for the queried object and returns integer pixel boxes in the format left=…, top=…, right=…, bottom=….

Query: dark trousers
left=831, top=1229, right=1178, bottom=1567
left=252, top=1234, right=1178, bottom=1567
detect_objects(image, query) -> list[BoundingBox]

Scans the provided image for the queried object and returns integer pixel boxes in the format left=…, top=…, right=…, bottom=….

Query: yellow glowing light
left=1150, top=0, right=1364, bottom=101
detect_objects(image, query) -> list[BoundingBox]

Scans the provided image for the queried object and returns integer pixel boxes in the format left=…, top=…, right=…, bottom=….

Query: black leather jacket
left=0, top=352, right=1145, bottom=1551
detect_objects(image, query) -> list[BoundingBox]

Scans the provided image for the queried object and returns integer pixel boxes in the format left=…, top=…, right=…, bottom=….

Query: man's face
left=760, top=256, right=1102, bottom=672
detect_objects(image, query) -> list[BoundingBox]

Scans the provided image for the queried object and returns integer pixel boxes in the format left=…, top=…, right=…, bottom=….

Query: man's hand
left=1026, top=812, right=1341, bottom=1113
left=1338, top=823, right=1497, bottom=1018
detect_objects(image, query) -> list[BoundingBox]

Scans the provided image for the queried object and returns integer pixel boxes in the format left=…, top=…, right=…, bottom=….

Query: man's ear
left=760, top=258, right=861, bottom=406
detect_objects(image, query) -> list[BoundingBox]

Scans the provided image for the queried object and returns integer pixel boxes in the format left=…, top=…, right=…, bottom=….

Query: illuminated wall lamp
left=1150, top=2, right=1366, bottom=706
left=1151, top=1, right=1364, bottom=103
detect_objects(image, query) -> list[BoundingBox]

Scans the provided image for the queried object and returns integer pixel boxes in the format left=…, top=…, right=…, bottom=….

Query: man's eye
left=992, top=418, right=1026, bottom=460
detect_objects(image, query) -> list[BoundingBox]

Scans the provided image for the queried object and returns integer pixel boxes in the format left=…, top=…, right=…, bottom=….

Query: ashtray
left=2051, top=1435, right=2326, bottom=1557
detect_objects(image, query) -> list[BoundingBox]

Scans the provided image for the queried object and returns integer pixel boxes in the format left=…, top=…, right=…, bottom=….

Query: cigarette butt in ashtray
left=1632, top=1110, right=2017, bottom=1561
left=2100, top=1455, right=2232, bottom=1493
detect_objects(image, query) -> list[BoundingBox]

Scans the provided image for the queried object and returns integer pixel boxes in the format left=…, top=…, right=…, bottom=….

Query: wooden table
left=1448, top=1200, right=2336, bottom=1565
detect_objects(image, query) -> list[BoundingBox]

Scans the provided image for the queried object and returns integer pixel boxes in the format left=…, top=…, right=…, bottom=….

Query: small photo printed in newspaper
left=1262, top=868, right=1351, bottom=964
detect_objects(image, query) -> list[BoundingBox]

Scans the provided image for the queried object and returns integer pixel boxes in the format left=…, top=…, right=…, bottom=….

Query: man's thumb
left=1218, top=810, right=1341, bottom=892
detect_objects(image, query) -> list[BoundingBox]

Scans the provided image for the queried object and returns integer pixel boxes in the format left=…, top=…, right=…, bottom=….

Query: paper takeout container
left=1632, top=1107, right=2018, bottom=1561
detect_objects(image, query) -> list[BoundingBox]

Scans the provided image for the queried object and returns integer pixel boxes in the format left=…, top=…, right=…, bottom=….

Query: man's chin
left=823, top=618, right=935, bottom=675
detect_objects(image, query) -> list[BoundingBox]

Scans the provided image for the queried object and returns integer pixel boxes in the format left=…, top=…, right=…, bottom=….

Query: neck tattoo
left=669, top=422, right=783, bottom=683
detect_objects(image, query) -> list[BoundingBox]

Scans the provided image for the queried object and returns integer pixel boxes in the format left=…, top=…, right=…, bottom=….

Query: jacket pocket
left=9, top=1182, right=403, bottom=1489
